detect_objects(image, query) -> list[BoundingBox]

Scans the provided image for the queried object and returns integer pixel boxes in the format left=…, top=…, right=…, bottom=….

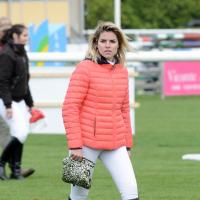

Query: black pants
left=0, top=137, right=23, bottom=169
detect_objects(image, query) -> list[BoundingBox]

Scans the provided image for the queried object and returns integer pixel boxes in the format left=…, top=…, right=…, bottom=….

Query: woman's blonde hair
left=86, top=21, right=130, bottom=65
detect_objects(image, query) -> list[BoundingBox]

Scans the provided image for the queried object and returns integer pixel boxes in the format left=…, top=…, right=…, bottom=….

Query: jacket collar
left=85, top=56, right=119, bottom=65
left=7, top=42, right=26, bottom=56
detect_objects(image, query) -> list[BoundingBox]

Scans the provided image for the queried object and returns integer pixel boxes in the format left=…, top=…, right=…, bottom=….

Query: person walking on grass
left=62, top=21, right=139, bottom=200
left=0, top=17, right=35, bottom=179
left=0, top=24, right=35, bottom=180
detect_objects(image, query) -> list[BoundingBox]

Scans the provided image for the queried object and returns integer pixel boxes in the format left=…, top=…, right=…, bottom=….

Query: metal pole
left=80, top=0, right=85, bottom=34
left=114, top=0, right=121, bottom=28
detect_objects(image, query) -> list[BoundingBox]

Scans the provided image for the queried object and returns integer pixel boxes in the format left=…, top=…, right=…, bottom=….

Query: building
left=0, top=0, right=85, bottom=41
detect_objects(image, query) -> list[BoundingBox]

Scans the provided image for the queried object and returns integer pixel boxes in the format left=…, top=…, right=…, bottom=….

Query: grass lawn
left=1, top=95, right=200, bottom=200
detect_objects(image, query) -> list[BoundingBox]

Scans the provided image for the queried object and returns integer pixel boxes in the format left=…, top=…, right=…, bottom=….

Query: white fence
left=28, top=50, right=200, bottom=134
left=83, top=28, right=200, bottom=36
left=28, top=50, right=200, bottom=62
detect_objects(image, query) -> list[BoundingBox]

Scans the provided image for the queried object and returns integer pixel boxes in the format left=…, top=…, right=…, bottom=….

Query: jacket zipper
left=94, top=117, right=96, bottom=136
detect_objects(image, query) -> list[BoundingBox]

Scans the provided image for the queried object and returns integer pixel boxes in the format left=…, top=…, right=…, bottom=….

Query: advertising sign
left=163, top=62, right=200, bottom=96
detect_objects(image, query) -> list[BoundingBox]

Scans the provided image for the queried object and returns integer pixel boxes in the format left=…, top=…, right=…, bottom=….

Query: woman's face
left=97, top=31, right=119, bottom=61
left=13, top=28, right=28, bottom=45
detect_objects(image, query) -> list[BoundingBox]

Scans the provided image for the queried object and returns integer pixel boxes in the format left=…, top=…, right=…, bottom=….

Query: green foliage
left=85, top=0, right=114, bottom=29
left=1, top=95, right=200, bottom=199
left=85, top=0, right=200, bottom=28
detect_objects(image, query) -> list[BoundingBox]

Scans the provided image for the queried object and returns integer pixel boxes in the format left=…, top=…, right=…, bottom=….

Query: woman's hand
left=70, top=149, right=83, bottom=161
left=6, top=108, right=13, bottom=119
left=28, top=106, right=33, bottom=113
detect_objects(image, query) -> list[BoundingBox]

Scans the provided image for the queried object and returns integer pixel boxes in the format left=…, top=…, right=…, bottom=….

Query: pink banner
left=163, top=62, right=200, bottom=96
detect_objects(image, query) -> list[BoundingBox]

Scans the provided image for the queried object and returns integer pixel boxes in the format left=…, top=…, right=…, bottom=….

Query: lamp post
left=114, top=0, right=121, bottom=28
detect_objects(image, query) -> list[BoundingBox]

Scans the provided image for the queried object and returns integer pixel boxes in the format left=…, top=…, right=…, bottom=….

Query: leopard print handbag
left=62, top=155, right=95, bottom=189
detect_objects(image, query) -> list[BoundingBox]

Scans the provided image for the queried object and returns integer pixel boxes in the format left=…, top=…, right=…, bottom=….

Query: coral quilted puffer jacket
left=62, top=59, right=133, bottom=150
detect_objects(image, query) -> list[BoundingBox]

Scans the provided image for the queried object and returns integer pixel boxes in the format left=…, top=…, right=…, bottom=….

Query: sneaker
left=21, top=168, right=35, bottom=178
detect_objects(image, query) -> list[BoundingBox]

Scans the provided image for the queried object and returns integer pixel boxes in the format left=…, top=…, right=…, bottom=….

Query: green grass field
left=1, top=95, right=200, bottom=200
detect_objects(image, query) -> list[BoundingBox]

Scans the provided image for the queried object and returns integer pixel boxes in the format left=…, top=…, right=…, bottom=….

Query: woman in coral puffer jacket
left=62, top=21, right=139, bottom=200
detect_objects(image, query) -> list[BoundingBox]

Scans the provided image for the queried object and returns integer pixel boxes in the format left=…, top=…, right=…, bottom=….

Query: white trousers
left=70, top=146, right=138, bottom=200
left=0, top=99, right=30, bottom=143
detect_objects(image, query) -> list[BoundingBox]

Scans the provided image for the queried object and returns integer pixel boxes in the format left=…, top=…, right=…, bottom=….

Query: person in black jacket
left=0, top=24, right=35, bottom=180
left=0, top=20, right=35, bottom=179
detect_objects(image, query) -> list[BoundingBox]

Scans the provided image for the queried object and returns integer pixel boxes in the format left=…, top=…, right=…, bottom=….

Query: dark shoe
left=0, top=165, right=8, bottom=180
left=9, top=161, right=24, bottom=180
left=21, top=168, right=35, bottom=178
left=10, top=173, right=24, bottom=180
left=68, top=196, right=72, bottom=200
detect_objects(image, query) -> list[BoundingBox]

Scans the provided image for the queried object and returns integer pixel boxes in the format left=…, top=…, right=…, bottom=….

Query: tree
left=85, top=0, right=200, bottom=29
left=84, top=0, right=114, bottom=29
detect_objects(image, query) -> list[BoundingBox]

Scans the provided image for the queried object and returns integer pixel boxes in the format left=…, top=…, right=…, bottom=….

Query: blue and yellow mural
left=29, top=20, right=67, bottom=66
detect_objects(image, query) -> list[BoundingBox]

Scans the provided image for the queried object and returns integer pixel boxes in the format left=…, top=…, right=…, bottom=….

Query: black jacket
left=0, top=42, right=33, bottom=108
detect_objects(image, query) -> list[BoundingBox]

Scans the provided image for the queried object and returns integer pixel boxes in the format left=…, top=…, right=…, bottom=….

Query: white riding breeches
left=69, top=146, right=139, bottom=200
left=0, top=99, right=30, bottom=143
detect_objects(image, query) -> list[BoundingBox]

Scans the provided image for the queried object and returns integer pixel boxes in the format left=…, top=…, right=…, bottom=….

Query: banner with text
left=163, top=62, right=200, bottom=96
